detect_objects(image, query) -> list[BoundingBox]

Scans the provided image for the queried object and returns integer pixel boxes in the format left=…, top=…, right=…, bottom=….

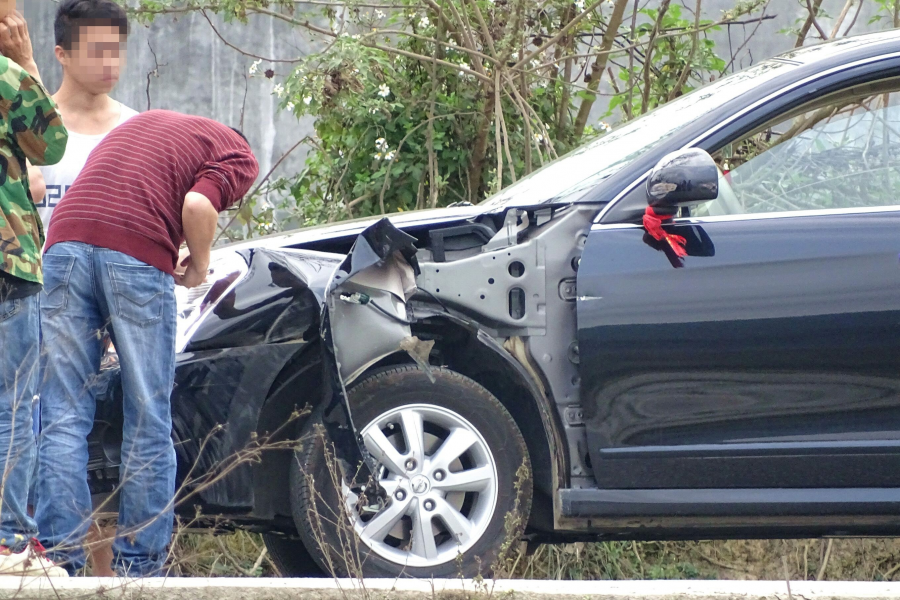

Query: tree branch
left=801, top=0, right=828, bottom=44
left=201, top=9, right=303, bottom=62
left=640, top=0, right=670, bottom=114
left=572, top=0, right=629, bottom=139
left=667, top=0, right=701, bottom=102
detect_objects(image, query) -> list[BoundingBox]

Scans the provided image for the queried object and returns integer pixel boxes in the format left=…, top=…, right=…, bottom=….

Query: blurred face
left=55, top=24, right=126, bottom=95
left=0, top=1, right=14, bottom=21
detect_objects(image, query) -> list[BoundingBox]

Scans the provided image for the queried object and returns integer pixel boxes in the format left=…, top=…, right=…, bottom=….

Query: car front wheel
left=290, top=365, right=532, bottom=578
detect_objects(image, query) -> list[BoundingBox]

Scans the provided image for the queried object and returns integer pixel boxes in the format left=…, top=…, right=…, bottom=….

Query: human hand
left=0, top=11, right=39, bottom=82
left=174, top=260, right=209, bottom=289
left=175, top=247, right=192, bottom=276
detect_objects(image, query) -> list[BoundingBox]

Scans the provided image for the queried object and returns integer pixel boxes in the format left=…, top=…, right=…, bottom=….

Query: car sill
left=559, top=487, right=900, bottom=518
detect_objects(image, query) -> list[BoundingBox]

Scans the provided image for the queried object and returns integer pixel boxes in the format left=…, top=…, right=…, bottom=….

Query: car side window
left=695, top=82, right=900, bottom=217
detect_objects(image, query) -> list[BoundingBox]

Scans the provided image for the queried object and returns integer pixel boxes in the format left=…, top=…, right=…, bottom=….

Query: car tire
left=262, top=534, right=326, bottom=577
left=290, top=365, right=532, bottom=578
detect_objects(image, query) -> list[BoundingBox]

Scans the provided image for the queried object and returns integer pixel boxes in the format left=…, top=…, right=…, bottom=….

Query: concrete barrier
left=0, top=578, right=897, bottom=600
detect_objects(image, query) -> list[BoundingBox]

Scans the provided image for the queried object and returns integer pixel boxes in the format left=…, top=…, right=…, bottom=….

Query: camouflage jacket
left=0, top=57, right=67, bottom=285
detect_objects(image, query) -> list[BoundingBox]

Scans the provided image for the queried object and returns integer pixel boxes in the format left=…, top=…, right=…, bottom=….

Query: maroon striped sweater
left=46, top=110, right=259, bottom=275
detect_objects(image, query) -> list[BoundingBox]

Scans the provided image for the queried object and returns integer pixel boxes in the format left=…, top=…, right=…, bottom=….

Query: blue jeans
left=36, top=242, right=176, bottom=576
left=0, top=293, right=39, bottom=552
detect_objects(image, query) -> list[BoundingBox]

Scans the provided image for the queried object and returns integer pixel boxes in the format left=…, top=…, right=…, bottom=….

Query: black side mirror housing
left=646, top=148, right=719, bottom=210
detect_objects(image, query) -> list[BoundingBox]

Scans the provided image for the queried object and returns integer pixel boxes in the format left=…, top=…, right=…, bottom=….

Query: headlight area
left=175, top=251, right=250, bottom=353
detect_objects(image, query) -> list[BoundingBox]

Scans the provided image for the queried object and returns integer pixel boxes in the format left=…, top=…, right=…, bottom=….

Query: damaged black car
left=90, top=31, right=900, bottom=577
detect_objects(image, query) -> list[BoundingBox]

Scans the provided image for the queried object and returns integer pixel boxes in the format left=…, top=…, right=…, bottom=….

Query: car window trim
left=674, top=204, right=900, bottom=224
left=589, top=204, right=900, bottom=232
left=593, top=51, right=900, bottom=224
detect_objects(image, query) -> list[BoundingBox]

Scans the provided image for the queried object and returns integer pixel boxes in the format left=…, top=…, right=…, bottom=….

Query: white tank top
left=37, top=102, right=139, bottom=228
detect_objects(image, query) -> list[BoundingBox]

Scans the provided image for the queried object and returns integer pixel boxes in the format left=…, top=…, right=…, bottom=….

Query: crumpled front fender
left=318, top=218, right=422, bottom=471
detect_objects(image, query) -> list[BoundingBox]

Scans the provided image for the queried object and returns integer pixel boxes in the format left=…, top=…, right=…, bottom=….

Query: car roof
left=774, top=29, right=900, bottom=67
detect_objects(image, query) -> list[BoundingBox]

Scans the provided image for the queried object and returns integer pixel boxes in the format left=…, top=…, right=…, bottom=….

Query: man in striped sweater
left=35, top=109, right=258, bottom=576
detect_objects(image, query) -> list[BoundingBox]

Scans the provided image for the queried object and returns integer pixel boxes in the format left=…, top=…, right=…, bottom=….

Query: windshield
left=481, top=60, right=795, bottom=208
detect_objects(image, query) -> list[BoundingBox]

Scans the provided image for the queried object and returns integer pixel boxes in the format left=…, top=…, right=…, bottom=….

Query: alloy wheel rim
left=345, top=403, right=499, bottom=568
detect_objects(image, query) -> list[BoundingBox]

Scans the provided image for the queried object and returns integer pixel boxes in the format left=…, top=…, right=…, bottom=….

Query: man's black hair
left=55, top=0, right=129, bottom=50
left=230, top=127, right=249, bottom=144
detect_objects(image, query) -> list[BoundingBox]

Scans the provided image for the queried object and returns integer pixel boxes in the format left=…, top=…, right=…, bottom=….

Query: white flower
left=574, top=0, right=585, bottom=11
left=326, top=193, right=333, bottom=201
left=374, top=152, right=383, bottom=160
left=458, top=62, right=470, bottom=75
left=286, top=101, right=296, bottom=111
left=338, top=149, right=345, bottom=157
left=375, top=137, right=388, bottom=150
left=533, top=132, right=544, bottom=144
left=375, top=9, right=385, bottom=18
left=599, top=121, right=612, bottom=133
left=273, top=83, right=285, bottom=97
left=353, top=68, right=360, bottom=74
left=369, top=107, right=379, bottom=114
left=351, top=34, right=360, bottom=40
left=303, top=96, right=312, bottom=105
left=378, top=83, right=391, bottom=97
left=249, top=59, right=261, bottom=76
left=384, top=150, right=396, bottom=161
left=418, top=16, right=430, bottom=28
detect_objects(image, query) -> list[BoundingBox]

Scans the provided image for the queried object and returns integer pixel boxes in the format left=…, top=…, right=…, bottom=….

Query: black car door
left=577, top=80, right=900, bottom=492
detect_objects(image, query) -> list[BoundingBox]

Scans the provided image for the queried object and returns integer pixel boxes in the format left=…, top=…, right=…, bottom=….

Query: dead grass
left=508, top=538, right=900, bottom=581
left=166, top=531, right=280, bottom=577
left=164, top=532, right=900, bottom=581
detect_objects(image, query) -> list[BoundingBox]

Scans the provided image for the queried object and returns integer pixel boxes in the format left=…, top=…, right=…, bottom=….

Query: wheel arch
left=411, top=316, right=566, bottom=529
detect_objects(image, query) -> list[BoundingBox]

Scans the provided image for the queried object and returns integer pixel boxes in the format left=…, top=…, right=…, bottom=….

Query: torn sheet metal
left=330, top=252, right=416, bottom=383
left=319, top=218, right=421, bottom=472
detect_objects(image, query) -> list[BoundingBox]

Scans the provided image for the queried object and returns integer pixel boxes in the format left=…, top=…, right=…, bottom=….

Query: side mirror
left=646, top=148, right=718, bottom=210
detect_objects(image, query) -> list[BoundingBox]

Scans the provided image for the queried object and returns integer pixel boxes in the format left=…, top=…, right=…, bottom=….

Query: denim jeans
left=36, top=242, right=176, bottom=576
left=0, top=293, right=39, bottom=552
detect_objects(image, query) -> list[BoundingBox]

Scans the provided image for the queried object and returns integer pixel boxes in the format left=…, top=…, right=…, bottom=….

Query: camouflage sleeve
left=0, top=58, right=67, bottom=167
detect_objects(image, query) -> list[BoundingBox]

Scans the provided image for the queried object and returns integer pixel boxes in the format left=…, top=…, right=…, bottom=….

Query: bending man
left=36, top=110, right=258, bottom=576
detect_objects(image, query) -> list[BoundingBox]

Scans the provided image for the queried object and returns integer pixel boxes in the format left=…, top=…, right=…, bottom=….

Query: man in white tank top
left=24, top=0, right=137, bottom=227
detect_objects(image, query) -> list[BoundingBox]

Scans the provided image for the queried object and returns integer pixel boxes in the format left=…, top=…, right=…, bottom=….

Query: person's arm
left=176, top=130, right=258, bottom=287
left=27, top=162, right=44, bottom=203
left=0, top=11, right=42, bottom=87
left=175, top=192, right=218, bottom=289
left=0, top=12, right=66, bottom=167
left=190, top=130, right=259, bottom=215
